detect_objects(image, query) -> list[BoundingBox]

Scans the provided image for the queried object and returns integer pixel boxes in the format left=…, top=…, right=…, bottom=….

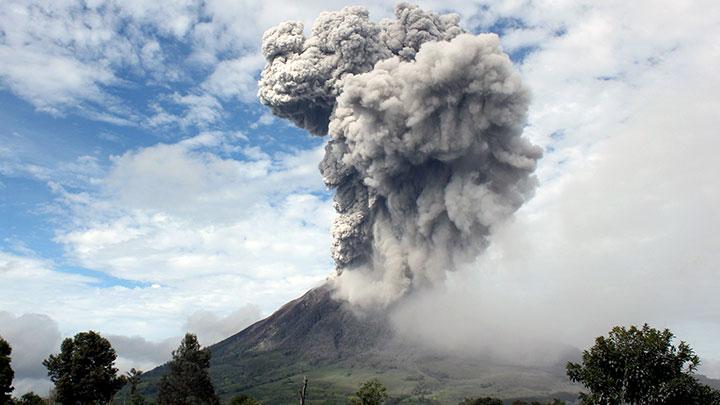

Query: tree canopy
left=349, top=378, right=388, bottom=405
left=126, top=368, right=147, bottom=405
left=567, top=324, right=720, bottom=404
left=157, top=333, right=219, bottom=405
left=228, top=394, right=261, bottom=405
left=0, top=337, right=14, bottom=403
left=12, top=392, right=45, bottom=405
left=43, top=330, right=125, bottom=404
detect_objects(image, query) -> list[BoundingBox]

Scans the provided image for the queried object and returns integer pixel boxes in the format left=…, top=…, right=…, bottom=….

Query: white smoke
left=259, top=3, right=540, bottom=307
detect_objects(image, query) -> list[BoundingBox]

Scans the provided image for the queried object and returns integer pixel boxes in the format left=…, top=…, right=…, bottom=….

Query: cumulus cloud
left=259, top=4, right=540, bottom=306
left=1, top=126, right=333, bottom=350
left=0, top=253, right=94, bottom=317
left=1, top=132, right=331, bottom=344
left=0, top=0, right=476, bottom=128
left=56, top=133, right=332, bottom=284
left=0, top=0, right=172, bottom=120
left=202, top=53, right=266, bottom=103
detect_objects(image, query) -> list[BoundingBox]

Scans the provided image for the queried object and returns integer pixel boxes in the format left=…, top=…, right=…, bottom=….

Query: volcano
left=141, top=284, right=579, bottom=404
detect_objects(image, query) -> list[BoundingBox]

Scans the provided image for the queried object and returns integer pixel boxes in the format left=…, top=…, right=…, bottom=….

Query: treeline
left=0, top=332, right=220, bottom=405
left=1, top=324, right=720, bottom=404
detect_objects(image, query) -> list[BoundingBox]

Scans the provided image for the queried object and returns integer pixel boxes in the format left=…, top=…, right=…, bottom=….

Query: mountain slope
left=141, top=284, right=579, bottom=404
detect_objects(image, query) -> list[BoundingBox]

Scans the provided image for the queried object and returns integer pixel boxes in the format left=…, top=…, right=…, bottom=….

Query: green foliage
left=157, top=333, right=219, bottom=405
left=228, top=394, right=261, bottom=405
left=458, top=398, right=502, bottom=405
left=43, top=330, right=125, bottom=405
left=349, top=378, right=388, bottom=405
left=510, top=400, right=566, bottom=405
left=127, top=368, right=147, bottom=405
left=566, top=323, right=720, bottom=404
left=12, top=392, right=45, bottom=405
left=0, top=337, right=14, bottom=403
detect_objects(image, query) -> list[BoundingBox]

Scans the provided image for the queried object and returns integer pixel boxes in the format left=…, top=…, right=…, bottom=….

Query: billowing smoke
left=259, top=3, right=541, bottom=306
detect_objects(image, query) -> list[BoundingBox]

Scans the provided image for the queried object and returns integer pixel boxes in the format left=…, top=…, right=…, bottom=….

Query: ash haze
left=0, top=0, right=719, bottom=395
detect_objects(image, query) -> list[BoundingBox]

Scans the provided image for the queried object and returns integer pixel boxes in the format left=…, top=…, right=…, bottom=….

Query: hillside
left=140, top=284, right=580, bottom=404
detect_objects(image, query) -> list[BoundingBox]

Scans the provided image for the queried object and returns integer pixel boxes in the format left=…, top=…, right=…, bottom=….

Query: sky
left=1, top=0, right=719, bottom=396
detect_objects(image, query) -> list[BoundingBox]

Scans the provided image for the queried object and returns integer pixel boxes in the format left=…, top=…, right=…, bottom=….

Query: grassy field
left=134, top=350, right=579, bottom=404
left=205, top=351, right=579, bottom=404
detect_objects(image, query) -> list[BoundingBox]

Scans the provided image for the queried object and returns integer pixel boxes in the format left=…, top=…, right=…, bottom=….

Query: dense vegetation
left=157, top=333, right=220, bottom=405
left=567, top=324, right=720, bottom=404
left=1, top=324, right=719, bottom=404
left=43, top=331, right=126, bottom=404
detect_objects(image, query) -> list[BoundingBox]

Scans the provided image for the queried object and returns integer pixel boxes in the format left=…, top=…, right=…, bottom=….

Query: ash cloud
left=259, top=3, right=541, bottom=306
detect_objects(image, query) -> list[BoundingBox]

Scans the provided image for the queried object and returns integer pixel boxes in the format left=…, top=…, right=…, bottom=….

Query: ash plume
left=259, top=3, right=541, bottom=307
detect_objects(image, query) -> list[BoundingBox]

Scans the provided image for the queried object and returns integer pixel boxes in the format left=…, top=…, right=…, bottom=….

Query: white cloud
left=202, top=53, right=266, bottom=103
left=0, top=0, right=479, bottom=126
left=39, top=134, right=333, bottom=332
left=0, top=0, right=137, bottom=118
left=0, top=253, right=94, bottom=314
left=147, top=93, right=226, bottom=129
left=0, top=47, right=115, bottom=114
left=1, top=130, right=333, bottom=363
left=0, top=0, right=210, bottom=123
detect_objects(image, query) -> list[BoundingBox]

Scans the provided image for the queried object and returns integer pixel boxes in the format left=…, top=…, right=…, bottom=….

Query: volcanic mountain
left=140, top=283, right=580, bottom=404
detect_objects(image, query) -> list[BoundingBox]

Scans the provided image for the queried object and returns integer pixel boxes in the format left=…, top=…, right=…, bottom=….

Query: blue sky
left=1, top=0, right=719, bottom=395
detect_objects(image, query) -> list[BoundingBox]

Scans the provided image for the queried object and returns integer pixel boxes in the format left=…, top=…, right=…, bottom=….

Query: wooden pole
left=299, top=375, right=308, bottom=405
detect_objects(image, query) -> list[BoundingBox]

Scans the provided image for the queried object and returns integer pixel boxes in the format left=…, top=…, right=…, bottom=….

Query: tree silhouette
left=43, top=331, right=125, bottom=404
left=126, top=368, right=147, bottom=405
left=0, top=337, right=14, bottom=403
left=157, top=333, right=219, bottom=405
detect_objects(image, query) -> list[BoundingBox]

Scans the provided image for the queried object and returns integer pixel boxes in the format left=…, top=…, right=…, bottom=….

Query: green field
left=136, top=349, right=578, bottom=404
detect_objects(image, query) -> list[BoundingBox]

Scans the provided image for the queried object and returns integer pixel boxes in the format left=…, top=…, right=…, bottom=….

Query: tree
left=12, top=392, right=45, bottom=405
left=0, top=337, right=13, bottom=403
left=228, top=394, right=261, bottom=405
left=157, top=333, right=219, bottom=405
left=127, top=368, right=147, bottom=405
left=349, top=379, right=388, bottom=405
left=566, top=324, right=720, bottom=404
left=43, top=330, right=125, bottom=404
